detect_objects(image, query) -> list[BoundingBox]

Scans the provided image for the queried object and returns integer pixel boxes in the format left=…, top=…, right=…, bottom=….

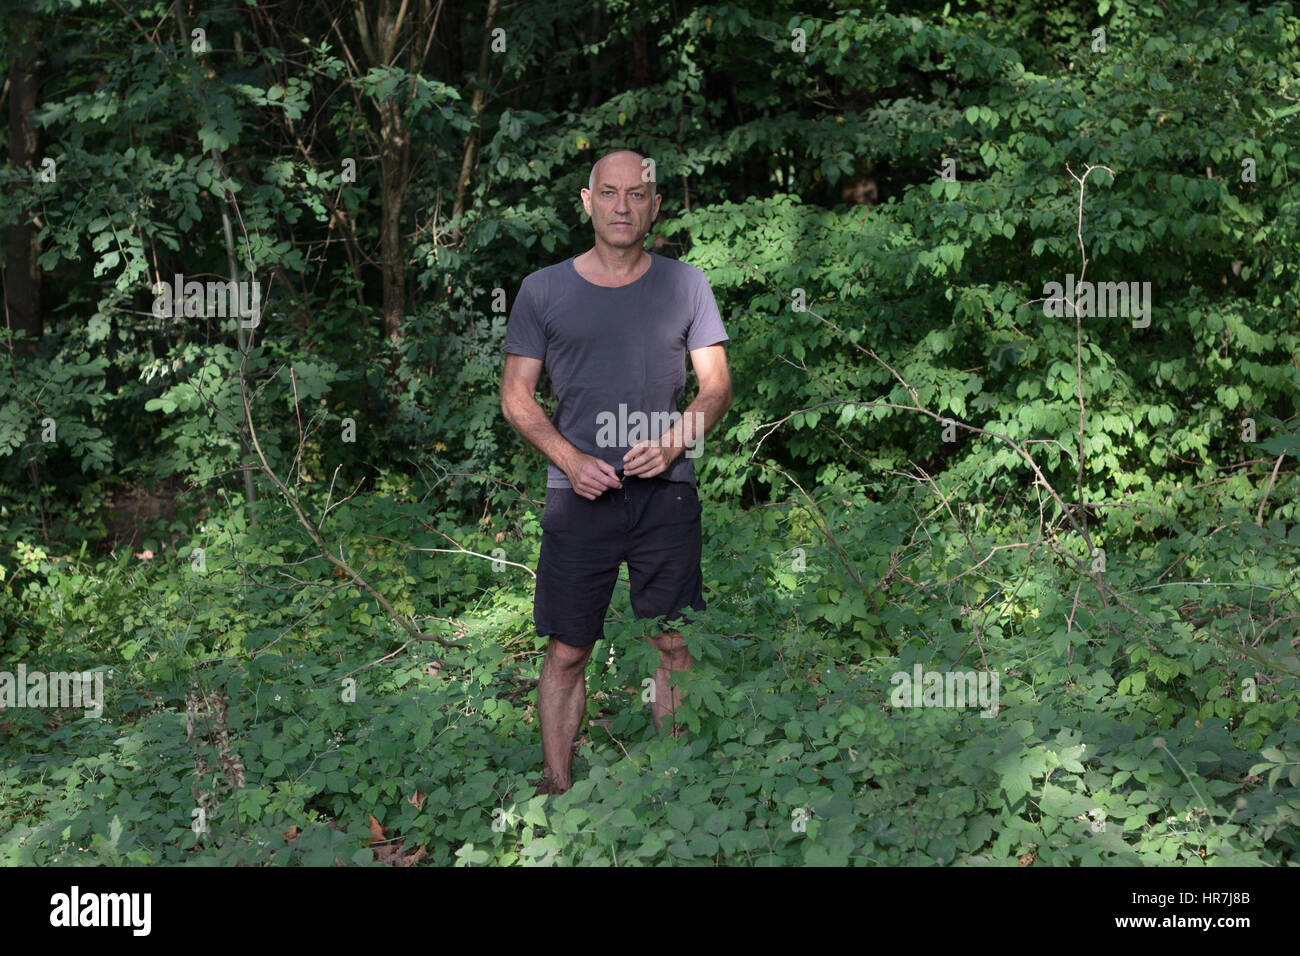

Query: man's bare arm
left=622, top=343, right=733, bottom=477
left=681, top=343, right=733, bottom=446
left=500, top=353, right=621, bottom=500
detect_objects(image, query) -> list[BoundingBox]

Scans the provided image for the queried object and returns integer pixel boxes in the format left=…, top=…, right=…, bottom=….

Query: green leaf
left=666, top=804, right=694, bottom=832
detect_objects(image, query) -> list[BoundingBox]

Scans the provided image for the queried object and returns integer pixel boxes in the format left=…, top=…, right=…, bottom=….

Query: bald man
left=501, top=150, right=732, bottom=795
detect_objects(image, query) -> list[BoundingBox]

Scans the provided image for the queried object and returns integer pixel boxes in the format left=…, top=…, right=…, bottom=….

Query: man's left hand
left=622, top=441, right=681, bottom=479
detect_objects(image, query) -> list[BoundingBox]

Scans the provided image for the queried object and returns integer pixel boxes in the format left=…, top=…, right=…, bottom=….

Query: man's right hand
left=562, top=453, right=622, bottom=500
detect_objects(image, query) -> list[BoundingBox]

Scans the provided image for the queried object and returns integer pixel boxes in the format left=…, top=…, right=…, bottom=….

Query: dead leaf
left=406, top=790, right=427, bottom=811
left=403, top=844, right=428, bottom=866
left=373, top=840, right=406, bottom=866
left=368, top=813, right=413, bottom=865
left=283, top=825, right=300, bottom=842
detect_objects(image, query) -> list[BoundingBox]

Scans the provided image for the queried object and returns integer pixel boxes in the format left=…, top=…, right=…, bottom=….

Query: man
left=500, top=149, right=732, bottom=796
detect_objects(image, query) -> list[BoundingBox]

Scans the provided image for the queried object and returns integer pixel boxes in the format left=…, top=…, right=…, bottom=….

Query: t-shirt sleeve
left=503, top=275, right=547, bottom=359
left=686, top=268, right=729, bottom=350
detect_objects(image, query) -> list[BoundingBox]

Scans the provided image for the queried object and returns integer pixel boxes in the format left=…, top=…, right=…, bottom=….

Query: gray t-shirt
left=503, top=253, right=729, bottom=488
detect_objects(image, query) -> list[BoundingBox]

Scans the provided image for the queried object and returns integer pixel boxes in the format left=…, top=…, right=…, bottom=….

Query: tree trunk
left=632, top=19, right=652, bottom=88
left=451, top=0, right=500, bottom=234
left=5, top=55, right=43, bottom=354
left=379, top=93, right=411, bottom=344
left=351, top=0, right=415, bottom=344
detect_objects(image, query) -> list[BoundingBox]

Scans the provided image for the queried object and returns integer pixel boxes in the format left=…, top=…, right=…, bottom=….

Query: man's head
left=581, top=149, right=662, bottom=250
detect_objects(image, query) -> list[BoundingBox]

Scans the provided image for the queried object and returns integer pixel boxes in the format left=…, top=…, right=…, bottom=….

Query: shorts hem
left=538, top=629, right=603, bottom=648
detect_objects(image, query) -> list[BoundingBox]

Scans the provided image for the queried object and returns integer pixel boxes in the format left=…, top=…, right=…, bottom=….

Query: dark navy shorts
left=535, top=476, right=706, bottom=647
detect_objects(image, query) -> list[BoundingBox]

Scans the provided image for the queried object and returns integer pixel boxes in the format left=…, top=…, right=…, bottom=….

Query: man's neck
left=579, top=243, right=650, bottom=281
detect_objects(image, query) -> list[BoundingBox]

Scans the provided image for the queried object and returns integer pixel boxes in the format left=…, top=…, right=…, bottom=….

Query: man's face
left=582, top=157, right=662, bottom=249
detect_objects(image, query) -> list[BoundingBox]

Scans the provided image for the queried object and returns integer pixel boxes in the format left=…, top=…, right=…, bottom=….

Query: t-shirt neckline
left=569, top=252, right=655, bottom=290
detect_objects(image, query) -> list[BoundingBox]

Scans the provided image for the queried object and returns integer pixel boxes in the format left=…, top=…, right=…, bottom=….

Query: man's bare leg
left=535, top=637, right=593, bottom=794
left=647, top=629, right=693, bottom=738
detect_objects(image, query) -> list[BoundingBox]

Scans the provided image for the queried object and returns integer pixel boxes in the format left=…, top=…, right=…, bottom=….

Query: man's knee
left=647, top=629, right=690, bottom=662
left=546, top=637, right=594, bottom=672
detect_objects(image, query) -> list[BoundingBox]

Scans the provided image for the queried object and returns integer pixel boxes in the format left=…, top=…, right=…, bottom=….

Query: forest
left=1, top=0, right=1298, bottom=866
